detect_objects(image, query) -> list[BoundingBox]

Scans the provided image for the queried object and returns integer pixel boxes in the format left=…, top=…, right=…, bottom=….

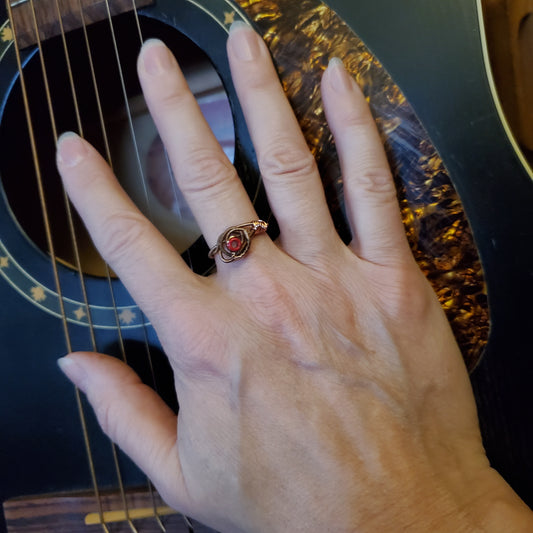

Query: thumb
left=58, top=352, right=188, bottom=511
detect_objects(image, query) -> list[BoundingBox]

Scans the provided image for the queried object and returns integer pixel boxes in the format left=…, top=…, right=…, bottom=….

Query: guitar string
left=56, top=1, right=163, bottom=531
left=10, top=1, right=204, bottom=529
left=100, top=2, right=169, bottom=531
left=127, top=0, right=186, bottom=411
left=33, top=0, right=114, bottom=530
left=127, top=4, right=245, bottom=528
left=128, top=0, right=195, bottom=274
left=108, top=4, right=208, bottom=529
left=20, top=1, right=147, bottom=531
left=127, top=0, right=223, bottom=278
left=69, top=2, right=142, bottom=532
left=24, top=1, right=135, bottom=531
left=28, top=1, right=120, bottom=530
left=129, top=3, right=206, bottom=530
left=131, top=0, right=223, bottom=278
left=76, top=1, right=170, bottom=530
left=128, top=6, right=206, bottom=531
left=117, top=3, right=188, bottom=530
left=4, top=1, right=110, bottom=532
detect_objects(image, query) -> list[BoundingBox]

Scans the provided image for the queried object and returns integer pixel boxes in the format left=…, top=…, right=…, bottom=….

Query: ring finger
left=227, top=23, right=339, bottom=259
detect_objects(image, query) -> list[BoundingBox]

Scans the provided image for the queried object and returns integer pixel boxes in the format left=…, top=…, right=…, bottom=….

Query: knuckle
left=260, top=143, right=317, bottom=185
left=355, top=167, right=396, bottom=200
left=97, top=210, right=153, bottom=265
left=376, top=266, right=432, bottom=320
left=243, top=264, right=303, bottom=329
left=342, top=106, right=375, bottom=130
left=161, top=301, right=231, bottom=380
left=179, top=147, right=237, bottom=198
left=175, top=333, right=227, bottom=380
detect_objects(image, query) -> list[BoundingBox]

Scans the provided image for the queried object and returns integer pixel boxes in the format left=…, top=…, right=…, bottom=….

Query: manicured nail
left=328, top=57, right=355, bottom=94
left=140, top=38, right=173, bottom=76
left=56, top=132, right=87, bottom=168
left=58, top=356, right=88, bottom=392
left=229, top=21, right=261, bottom=62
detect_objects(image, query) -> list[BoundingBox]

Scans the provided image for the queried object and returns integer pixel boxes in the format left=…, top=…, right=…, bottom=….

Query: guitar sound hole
left=0, top=13, right=235, bottom=277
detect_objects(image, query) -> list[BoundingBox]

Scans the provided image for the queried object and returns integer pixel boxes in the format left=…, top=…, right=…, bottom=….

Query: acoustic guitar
left=0, top=0, right=531, bottom=531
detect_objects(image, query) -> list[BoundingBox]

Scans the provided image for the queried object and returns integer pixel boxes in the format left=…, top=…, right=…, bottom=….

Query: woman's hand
left=56, top=23, right=533, bottom=532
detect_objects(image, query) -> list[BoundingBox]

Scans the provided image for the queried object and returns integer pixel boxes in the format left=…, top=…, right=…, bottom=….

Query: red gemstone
left=227, top=236, right=242, bottom=252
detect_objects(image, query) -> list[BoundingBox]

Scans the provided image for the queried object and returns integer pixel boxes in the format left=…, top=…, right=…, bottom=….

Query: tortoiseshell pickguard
left=234, top=0, right=489, bottom=371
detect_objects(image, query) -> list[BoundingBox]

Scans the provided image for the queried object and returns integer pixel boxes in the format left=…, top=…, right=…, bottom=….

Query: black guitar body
left=0, top=0, right=531, bottom=531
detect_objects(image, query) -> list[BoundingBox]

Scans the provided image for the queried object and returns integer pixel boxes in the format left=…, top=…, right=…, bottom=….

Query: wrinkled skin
left=56, top=24, right=533, bottom=533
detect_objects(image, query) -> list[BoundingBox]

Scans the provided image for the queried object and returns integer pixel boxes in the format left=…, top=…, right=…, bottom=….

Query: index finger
left=56, top=132, right=205, bottom=330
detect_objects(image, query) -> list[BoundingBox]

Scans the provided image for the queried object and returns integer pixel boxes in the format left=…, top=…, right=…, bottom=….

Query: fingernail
left=58, top=356, right=88, bottom=392
left=140, top=38, right=173, bottom=76
left=328, top=57, right=355, bottom=94
left=56, top=132, right=87, bottom=168
left=229, top=21, right=261, bottom=62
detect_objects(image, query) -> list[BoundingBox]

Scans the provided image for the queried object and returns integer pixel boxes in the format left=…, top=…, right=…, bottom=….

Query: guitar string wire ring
left=208, top=220, right=268, bottom=263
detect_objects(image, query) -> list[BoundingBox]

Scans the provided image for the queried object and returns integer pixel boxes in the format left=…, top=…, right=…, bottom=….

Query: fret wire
left=4, top=1, right=110, bottom=532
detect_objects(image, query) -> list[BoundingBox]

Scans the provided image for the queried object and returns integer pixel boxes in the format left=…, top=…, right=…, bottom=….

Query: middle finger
left=137, top=39, right=260, bottom=252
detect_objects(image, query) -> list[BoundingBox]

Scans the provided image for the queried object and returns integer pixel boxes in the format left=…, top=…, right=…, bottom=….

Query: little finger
left=321, top=59, right=413, bottom=266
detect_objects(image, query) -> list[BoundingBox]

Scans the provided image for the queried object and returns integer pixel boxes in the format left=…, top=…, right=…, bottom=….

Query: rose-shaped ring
left=208, top=220, right=268, bottom=263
